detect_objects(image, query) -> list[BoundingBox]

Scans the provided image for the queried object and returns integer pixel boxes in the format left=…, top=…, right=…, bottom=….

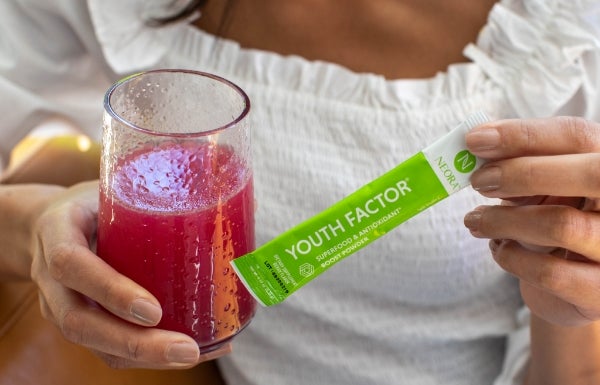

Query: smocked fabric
left=89, top=0, right=600, bottom=118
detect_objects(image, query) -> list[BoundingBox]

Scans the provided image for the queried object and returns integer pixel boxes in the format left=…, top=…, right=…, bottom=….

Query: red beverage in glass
left=97, top=141, right=256, bottom=350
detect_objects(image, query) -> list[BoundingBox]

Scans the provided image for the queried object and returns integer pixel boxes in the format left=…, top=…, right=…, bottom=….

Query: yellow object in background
left=3, top=133, right=101, bottom=186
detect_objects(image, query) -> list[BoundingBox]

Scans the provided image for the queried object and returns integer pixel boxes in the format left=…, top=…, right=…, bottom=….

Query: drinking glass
left=97, top=69, right=256, bottom=352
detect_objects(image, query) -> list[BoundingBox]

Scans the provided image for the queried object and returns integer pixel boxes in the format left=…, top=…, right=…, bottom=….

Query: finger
left=501, top=196, right=547, bottom=206
left=464, top=205, right=600, bottom=262
left=38, top=291, right=54, bottom=322
left=469, top=153, right=600, bottom=199
left=45, top=242, right=162, bottom=326
left=501, top=196, right=584, bottom=208
left=37, top=202, right=162, bottom=326
left=466, top=116, right=600, bottom=159
left=519, top=280, right=593, bottom=326
left=491, top=240, right=600, bottom=322
left=39, top=275, right=201, bottom=369
left=92, top=343, right=231, bottom=370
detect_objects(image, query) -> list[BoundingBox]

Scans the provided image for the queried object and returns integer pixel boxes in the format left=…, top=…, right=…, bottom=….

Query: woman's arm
left=0, top=183, right=64, bottom=280
left=524, top=315, right=600, bottom=384
left=464, top=116, right=600, bottom=384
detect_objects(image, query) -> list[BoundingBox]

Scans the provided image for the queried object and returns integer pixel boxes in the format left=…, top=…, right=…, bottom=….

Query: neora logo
left=453, top=150, right=476, bottom=173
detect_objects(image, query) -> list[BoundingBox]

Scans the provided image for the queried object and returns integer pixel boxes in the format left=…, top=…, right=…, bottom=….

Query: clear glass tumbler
left=97, top=69, right=256, bottom=352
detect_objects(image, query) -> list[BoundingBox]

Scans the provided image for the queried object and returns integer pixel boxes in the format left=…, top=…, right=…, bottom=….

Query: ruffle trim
left=464, top=0, right=600, bottom=117
left=86, top=0, right=497, bottom=112
left=88, top=0, right=600, bottom=115
left=87, top=0, right=195, bottom=72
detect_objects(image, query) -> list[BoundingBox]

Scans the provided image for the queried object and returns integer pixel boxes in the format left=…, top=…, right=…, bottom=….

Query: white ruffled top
left=87, top=0, right=600, bottom=118
left=3, top=0, right=600, bottom=384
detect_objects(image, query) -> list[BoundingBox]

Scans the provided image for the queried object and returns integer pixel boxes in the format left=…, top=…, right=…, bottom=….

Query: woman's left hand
left=463, top=116, right=600, bottom=327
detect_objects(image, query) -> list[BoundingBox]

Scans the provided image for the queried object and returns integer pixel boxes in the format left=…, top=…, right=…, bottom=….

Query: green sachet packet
left=232, top=111, right=490, bottom=306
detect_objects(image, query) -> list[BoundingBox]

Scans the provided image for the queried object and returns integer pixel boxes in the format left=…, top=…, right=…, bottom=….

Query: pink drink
left=97, top=141, right=256, bottom=350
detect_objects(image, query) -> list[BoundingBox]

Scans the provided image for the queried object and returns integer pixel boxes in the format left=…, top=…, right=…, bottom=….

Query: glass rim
left=103, top=69, right=251, bottom=138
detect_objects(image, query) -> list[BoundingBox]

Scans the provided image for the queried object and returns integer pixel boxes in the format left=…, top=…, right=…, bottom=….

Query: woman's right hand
left=464, top=116, right=600, bottom=327
left=29, top=180, right=230, bottom=369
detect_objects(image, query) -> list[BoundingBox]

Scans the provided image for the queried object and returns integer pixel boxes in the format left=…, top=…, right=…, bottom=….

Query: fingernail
left=466, top=127, right=500, bottom=151
left=166, top=342, right=199, bottom=364
left=464, top=210, right=482, bottom=232
left=471, top=166, right=501, bottom=192
left=130, top=299, right=162, bottom=325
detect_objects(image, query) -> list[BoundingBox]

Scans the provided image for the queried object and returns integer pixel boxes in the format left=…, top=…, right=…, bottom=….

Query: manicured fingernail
left=471, top=166, right=501, bottom=192
left=167, top=342, right=199, bottom=364
left=464, top=210, right=482, bottom=232
left=130, top=299, right=162, bottom=325
left=466, top=127, right=500, bottom=151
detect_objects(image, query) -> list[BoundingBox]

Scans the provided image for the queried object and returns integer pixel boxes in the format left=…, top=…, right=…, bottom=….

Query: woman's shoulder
left=464, top=0, right=600, bottom=118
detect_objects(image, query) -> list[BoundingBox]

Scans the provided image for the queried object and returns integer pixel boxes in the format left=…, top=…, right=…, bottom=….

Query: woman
left=2, top=0, right=600, bottom=384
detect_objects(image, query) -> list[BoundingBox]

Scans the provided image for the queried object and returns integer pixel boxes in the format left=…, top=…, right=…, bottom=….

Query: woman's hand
left=463, top=116, right=600, bottom=327
left=29, top=181, right=230, bottom=369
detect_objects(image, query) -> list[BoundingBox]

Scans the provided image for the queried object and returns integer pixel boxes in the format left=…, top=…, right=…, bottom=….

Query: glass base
left=196, top=319, right=254, bottom=353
